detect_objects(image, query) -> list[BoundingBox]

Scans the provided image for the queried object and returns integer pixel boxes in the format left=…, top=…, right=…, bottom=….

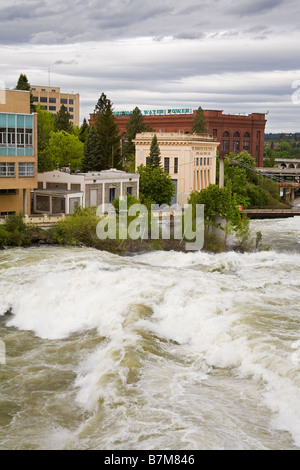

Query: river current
left=0, top=216, right=300, bottom=450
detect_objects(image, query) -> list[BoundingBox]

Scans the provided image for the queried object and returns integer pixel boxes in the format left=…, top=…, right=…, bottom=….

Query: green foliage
left=0, top=215, right=31, bottom=246
left=190, top=106, right=207, bottom=134
left=36, top=104, right=55, bottom=172
left=94, top=104, right=122, bottom=169
left=78, top=118, right=90, bottom=143
left=45, top=130, right=84, bottom=172
left=138, top=164, right=175, bottom=206
left=112, top=193, right=140, bottom=213
left=81, top=125, right=102, bottom=172
left=51, top=207, right=99, bottom=246
left=147, top=134, right=161, bottom=168
left=54, top=105, right=73, bottom=133
left=122, top=107, right=151, bottom=166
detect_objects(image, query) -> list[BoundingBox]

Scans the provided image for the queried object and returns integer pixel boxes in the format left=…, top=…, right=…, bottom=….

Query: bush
left=0, top=215, right=31, bottom=246
left=51, top=207, right=99, bottom=246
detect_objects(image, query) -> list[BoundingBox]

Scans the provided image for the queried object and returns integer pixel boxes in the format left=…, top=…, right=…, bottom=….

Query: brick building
left=89, top=108, right=266, bottom=167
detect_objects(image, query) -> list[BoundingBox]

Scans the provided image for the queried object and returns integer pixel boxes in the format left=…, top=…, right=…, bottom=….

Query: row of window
left=0, top=128, right=33, bottom=147
left=0, top=162, right=34, bottom=177
left=33, top=97, right=74, bottom=105
left=195, top=157, right=210, bottom=166
left=222, top=131, right=250, bottom=138
left=222, top=140, right=250, bottom=152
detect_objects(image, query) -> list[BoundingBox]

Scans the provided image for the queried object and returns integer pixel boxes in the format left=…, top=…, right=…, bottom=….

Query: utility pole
left=219, top=155, right=225, bottom=188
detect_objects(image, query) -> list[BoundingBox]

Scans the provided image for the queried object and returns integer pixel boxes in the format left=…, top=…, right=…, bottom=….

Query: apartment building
left=134, top=132, right=218, bottom=206
left=0, top=89, right=38, bottom=215
left=31, top=85, right=80, bottom=126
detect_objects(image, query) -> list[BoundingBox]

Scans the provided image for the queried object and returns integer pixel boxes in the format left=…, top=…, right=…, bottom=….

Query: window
left=32, top=96, right=38, bottom=102
left=49, top=97, right=56, bottom=103
left=233, top=131, right=240, bottom=138
left=18, top=163, right=34, bottom=176
left=40, top=97, right=47, bottom=103
left=126, top=186, right=133, bottom=195
left=0, top=127, right=6, bottom=145
left=69, top=99, right=73, bottom=104
left=0, top=163, right=15, bottom=176
left=164, top=157, right=170, bottom=172
left=69, top=107, right=73, bottom=112
left=223, top=131, right=229, bottom=137
left=60, top=98, right=67, bottom=104
left=41, top=89, right=46, bottom=91
left=174, top=157, right=178, bottom=173
left=109, top=187, right=116, bottom=202
left=196, top=158, right=199, bottom=166
left=243, top=141, right=250, bottom=151
left=244, top=132, right=250, bottom=138
left=70, top=115, right=74, bottom=119
left=233, top=141, right=240, bottom=152
left=0, top=189, right=16, bottom=195
left=222, top=140, right=229, bottom=151
left=49, top=106, right=56, bottom=111
left=25, top=129, right=32, bottom=146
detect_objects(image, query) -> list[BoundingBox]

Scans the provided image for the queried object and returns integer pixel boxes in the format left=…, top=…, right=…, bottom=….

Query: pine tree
left=148, top=134, right=161, bottom=168
left=94, top=102, right=122, bottom=169
left=122, top=107, right=149, bottom=165
left=190, top=106, right=207, bottom=134
left=15, top=73, right=35, bottom=112
left=94, top=92, right=110, bottom=114
left=54, top=104, right=73, bottom=133
left=79, top=118, right=90, bottom=143
left=81, top=125, right=103, bottom=172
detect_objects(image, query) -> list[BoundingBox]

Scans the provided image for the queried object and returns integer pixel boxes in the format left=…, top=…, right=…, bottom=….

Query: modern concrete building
left=90, top=108, right=266, bottom=167
left=133, top=132, right=219, bottom=206
left=0, top=89, right=38, bottom=216
left=31, top=85, right=80, bottom=126
left=33, top=168, right=139, bottom=215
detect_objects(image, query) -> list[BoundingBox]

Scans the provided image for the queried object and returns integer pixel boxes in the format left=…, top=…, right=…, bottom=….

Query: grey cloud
left=230, top=0, right=284, bottom=16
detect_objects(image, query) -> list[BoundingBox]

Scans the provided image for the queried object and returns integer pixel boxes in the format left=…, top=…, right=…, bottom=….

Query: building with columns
left=133, top=132, right=219, bottom=206
left=0, top=89, right=38, bottom=216
left=33, top=168, right=139, bottom=215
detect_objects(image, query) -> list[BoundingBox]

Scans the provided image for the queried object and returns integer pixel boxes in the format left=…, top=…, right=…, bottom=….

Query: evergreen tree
left=81, top=125, right=103, bottom=172
left=79, top=118, right=90, bottom=143
left=94, top=102, right=122, bottom=169
left=147, top=134, right=161, bottom=168
left=94, top=92, right=110, bottom=114
left=54, top=105, right=73, bottom=133
left=122, top=107, right=147, bottom=161
left=190, top=106, right=207, bottom=134
left=15, top=73, right=35, bottom=112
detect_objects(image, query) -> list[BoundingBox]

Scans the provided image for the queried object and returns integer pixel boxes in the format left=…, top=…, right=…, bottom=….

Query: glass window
left=233, top=131, right=240, bottom=138
left=0, top=162, right=15, bottom=176
left=126, top=186, right=133, bottom=195
left=244, top=132, right=250, bottom=138
left=69, top=99, right=73, bottom=104
left=40, top=97, right=47, bottom=102
left=49, top=97, right=56, bottom=103
left=223, top=131, right=229, bottom=137
left=69, top=107, right=73, bottom=112
left=60, top=98, right=67, bottom=104
left=222, top=140, right=229, bottom=151
left=18, top=162, right=34, bottom=176
left=233, top=141, right=240, bottom=152
left=243, top=141, right=250, bottom=151
left=109, top=187, right=116, bottom=202
left=164, top=157, right=170, bottom=173
left=49, top=106, right=56, bottom=111
left=32, top=96, right=38, bottom=102
left=174, top=157, right=178, bottom=173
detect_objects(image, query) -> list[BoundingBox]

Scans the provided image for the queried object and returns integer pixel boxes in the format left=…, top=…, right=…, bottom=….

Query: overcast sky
left=1, top=0, right=300, bottom=132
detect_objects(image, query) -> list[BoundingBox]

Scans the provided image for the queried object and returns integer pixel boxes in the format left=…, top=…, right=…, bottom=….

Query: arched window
left=223, top=131, right=229, bottom=137
left=233, top=131, right=240, bottom=138
left=244, top=132, right=250, bottom=138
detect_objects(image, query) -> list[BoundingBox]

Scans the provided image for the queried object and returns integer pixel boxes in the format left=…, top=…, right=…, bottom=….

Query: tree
left=15, top=73, right=35, bottom=112
left=94, top=100, right=122, bottom=169
left=94, top=92, right=110, bottom=114
left=81, top=125, right=103, bottom=172
left=147, top=134, right=161, bottom=168
left=122, top=107, right=150, bottom=166
left=54, top=105, right=73, bottom=133
left=44, top=130, right=84, bottom=172
left=190, top=106, right=207, bottom=134
left=138, top=164, right=175, bottom=206
left=36, top=104, right=55, bottom=172
left=78, top=118, right=90, bottom=143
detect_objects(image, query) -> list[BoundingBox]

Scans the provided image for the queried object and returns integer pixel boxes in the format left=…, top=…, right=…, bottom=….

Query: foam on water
left=0, top=216, right=300, bottom=449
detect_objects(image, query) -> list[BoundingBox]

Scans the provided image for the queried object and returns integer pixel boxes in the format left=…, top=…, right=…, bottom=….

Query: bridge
left=275, top=158, right=300, bottom=169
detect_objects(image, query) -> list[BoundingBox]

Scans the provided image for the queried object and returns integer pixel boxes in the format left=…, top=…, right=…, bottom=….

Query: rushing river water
left=0, top=217, right=300, bottom=450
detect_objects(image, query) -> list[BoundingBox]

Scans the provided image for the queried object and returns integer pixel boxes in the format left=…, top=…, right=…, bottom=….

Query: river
left=0, top=216, right=300, bottom=450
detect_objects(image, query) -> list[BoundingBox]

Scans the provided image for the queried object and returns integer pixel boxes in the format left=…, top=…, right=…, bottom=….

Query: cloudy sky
left=1, top=0, right=300, bottom=132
